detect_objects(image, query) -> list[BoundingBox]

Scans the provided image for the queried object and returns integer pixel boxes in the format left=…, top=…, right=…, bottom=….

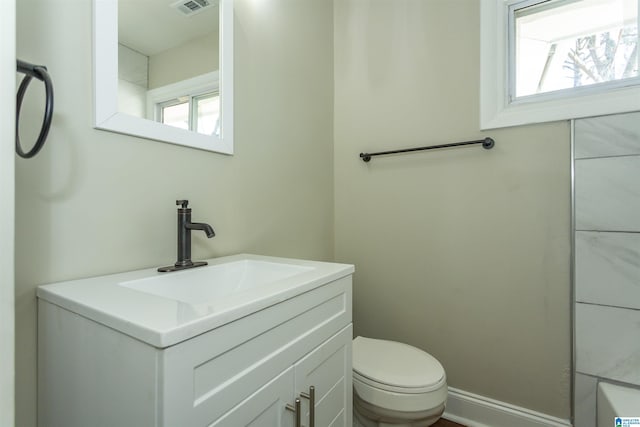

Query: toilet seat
left=353, top=336, right=446, bottom=391
left=353, top=370, right=445, bottom=394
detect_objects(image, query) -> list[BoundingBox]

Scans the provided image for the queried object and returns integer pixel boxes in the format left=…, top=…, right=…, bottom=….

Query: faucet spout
left=186, top=222, right=215, bottom=238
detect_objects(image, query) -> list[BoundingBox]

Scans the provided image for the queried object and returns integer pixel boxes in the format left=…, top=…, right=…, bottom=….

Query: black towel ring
left=16, top=59, right=54, bottom=159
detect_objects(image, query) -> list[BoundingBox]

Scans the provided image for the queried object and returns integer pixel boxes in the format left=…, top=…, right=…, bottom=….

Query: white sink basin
left=119, top=260, right=313, bottom=304
left=36, top=254, right=354, bottom=347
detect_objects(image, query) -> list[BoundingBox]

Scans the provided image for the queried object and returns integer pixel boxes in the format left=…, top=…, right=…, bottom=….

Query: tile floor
left=433, top=418, right=466, bottom=427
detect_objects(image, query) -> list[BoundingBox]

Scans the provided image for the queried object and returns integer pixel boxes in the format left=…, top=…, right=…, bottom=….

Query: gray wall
left=118, top=44, right=148, bottom=117
left=15, top=1, right=334, bottom=426
left=333, top=0, right=572, bottom=418
left=573, top=111, right=640, bottom=427
left=149, top=31, right=219, bottom=89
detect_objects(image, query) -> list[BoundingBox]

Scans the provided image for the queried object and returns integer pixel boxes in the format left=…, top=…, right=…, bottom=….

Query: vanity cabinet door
left=294, top=325, right=352, bottom=427
left=161, top=277, right=351, bottom=426
left=210, top=367, right=295, bottom=427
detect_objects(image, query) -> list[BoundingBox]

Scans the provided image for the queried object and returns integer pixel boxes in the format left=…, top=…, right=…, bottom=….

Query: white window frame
left=480, top=0, right=640, bottom=130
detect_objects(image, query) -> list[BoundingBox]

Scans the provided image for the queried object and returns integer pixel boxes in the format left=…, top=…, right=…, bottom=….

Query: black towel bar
left=360, top=137, right=495, bottom=162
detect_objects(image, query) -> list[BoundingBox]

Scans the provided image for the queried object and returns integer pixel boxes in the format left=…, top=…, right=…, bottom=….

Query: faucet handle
left=176, top=200, right=189, bottom=208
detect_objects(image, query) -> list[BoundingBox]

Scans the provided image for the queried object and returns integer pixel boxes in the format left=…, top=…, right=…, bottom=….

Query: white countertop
left=37, top=254, right=354, bottom=348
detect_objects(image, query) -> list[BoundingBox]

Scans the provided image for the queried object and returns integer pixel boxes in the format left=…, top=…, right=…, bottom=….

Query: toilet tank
left=597, top=382, right=640, bottom=427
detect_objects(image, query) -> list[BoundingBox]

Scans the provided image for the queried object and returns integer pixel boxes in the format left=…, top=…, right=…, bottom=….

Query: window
left=481, top=0, right=640, bottom=129
left=195, top=93, right=221, bottom=135
left=160, top=99, right=189, bottom=130
left=146, top=71, right=221, bottom=137
left=158, top=91, right=220, bottom=135
left=512, top=0, right=638, bottom=99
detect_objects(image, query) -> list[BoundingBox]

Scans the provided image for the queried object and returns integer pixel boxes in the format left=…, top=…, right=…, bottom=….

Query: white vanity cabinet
left=212, top=326, right=352, bottom=427
left=37, top=255, right=354, bottom=427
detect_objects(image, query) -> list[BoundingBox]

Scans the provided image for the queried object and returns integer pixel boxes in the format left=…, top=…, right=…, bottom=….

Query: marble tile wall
left=574, top=373, right=597, bottom=427
left=575, top=232, right=640, bottom=310
left=574, top=112, right=640, bottom=159
left=575, top=156, right=640, bottom=232
left=573, top=111, right=640, bottom=427
left=575, top=304, right=640, bottom=385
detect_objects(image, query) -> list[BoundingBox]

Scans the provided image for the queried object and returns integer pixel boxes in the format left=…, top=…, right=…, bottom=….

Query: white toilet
left=352, top=336, right=447, bottom=427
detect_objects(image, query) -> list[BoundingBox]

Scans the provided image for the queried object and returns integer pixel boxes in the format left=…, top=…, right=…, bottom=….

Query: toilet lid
left=352, top=336, right=445, bottom=389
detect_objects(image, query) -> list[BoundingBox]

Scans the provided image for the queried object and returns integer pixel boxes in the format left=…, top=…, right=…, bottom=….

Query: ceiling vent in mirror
left=171, top=0, right=215, bottom=17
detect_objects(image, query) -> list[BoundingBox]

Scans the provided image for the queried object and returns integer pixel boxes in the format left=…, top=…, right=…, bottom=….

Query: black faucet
left=158, top=200, right=215, bottom=272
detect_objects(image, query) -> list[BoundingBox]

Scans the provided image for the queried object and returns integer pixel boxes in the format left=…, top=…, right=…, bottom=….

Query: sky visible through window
left=514, top=0, right=639, bottom=98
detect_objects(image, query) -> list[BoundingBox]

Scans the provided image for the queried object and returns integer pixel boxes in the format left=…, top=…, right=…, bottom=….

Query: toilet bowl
left=352, top=336, right=447, bottom=427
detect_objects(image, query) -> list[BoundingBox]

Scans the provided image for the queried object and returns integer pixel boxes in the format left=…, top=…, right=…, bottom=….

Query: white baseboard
left=443, top=387, right=573, bottom=427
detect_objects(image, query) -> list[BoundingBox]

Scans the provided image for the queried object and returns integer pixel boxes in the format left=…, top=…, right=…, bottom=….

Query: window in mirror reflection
left=160, top=101, right=189, bottom=130
left=146, top=71, right=221, bottom=136
left=157, top=91, right=220, bottom=135
left=196, top=93, right=220, bottom=135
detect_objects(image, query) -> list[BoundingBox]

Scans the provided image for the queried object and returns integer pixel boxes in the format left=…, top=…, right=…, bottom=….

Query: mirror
left=93, top=0, right=233, bottom=154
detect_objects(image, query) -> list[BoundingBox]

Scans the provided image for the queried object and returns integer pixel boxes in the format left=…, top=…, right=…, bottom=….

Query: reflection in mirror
left=118, top=0, right=219, bottom=135
left=93, top=0, right=233, bottom=154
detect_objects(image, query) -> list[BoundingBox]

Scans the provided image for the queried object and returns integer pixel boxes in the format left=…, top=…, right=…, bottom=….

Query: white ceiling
left=118, top=0, right=219, bottom=56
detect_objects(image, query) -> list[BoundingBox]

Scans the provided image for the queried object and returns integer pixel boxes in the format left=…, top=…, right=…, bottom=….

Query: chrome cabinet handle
left=300, top=386, right=315, bottom=427
left=286, top=398, right=301, bottom=427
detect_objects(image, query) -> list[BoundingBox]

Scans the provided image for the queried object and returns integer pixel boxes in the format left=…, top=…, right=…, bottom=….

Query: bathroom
left=1, top=0, right=639, bottom=426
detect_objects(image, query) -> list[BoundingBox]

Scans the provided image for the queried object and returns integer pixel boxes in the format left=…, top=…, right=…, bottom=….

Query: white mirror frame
left=93, top=0, right=234, bottom=154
